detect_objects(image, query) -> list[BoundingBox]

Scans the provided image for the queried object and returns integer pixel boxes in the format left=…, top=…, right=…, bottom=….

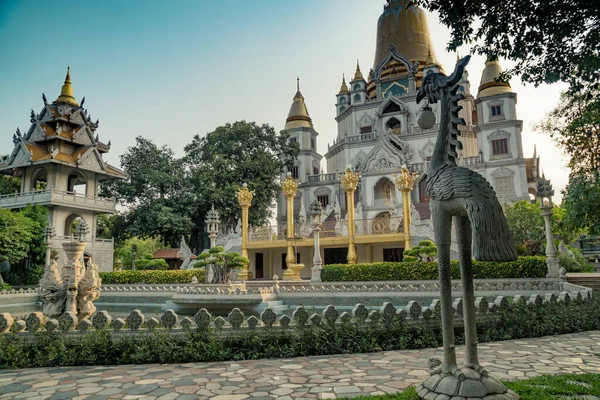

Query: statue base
left=283, top=263, right=304, bottom=280
left=416, top=367, right=519, bottom=400
left=237, top=268, right=253, bottom=281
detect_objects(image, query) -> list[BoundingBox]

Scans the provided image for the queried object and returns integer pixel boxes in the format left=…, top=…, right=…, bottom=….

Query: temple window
left=491, top=138, right=509, bottom=155
left=488, top=100, right=505, bottom=121
left=317, top=194, right=329, bottom=208
left=353, top=84, right=361, bottom=91
left=386, top=117, right=401, bottom=131
left=339, top=97, right=346, bottom=104
left=311, top=137, right=316, bottom=150
left=340, top=106, right=346, bottom=112
left=291, top=166, right=299, bottom=179
left=354, top=94, right=361, bottom=102
left=360, top=125, right=372, bottom=134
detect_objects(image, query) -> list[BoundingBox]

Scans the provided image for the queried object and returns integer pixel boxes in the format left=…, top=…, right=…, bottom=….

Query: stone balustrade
left=0, top=290, right=593, bottom=336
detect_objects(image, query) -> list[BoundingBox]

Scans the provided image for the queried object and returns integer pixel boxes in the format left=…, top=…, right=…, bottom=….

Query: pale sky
left=0, top=0, right=570, bottom=201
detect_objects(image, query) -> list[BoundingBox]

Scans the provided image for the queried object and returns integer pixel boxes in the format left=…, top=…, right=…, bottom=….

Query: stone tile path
left=1, top=331, right=600, bottom=399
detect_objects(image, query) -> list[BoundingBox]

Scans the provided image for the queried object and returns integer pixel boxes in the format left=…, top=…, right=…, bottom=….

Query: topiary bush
left=403, top=240, right=438, bottom=262
left=322, top=256, right=547, bottom=281
left=135, top=258, right=169, bottom=271
left=99, top=269, right=205, bottom=284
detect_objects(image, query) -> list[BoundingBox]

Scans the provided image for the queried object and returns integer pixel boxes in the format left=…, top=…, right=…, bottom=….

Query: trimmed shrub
left=99, top=269, right=205, bottom=284
left=135, top=258, right=169, bottom=271
left=322, top=256, right=547, bottom=282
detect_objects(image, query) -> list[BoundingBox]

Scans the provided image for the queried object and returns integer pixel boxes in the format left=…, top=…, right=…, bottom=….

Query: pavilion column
left=281, top=173, right=299, bottom=273
left=339, top=167, right=360, bottom=264
left=236, top=183, right=253, bottom=280
left=394, top=165, right=418, bottom=250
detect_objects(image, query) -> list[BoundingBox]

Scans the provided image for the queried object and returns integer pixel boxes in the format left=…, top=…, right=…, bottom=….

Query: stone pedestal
left=283, top=263, right=304, bottom=281
left=417, top=367, right=519, bottom=400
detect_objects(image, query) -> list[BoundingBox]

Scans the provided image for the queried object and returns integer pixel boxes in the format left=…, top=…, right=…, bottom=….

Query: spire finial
left=297, top=76, right=300, bottom=92
left=55, top=66, right=78, bottom=106
left=339, top=74, right=349, bottom=93
left=425, top=47, right=435, bottom=66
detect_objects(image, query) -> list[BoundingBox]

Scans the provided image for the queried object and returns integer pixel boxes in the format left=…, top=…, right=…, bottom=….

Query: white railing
left=0, top=188, right=116, bottom=211
left=49, top=235, right=114, bottom=248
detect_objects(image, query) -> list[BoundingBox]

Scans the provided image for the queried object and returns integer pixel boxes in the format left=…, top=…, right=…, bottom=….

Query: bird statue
left=414, top=56, right=519, bottom=400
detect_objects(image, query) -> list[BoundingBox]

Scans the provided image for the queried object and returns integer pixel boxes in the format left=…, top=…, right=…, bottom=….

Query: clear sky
left=0, top=0, right=570, bottom=201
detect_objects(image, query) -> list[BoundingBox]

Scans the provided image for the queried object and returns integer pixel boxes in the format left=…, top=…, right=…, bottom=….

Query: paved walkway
left=1, top=331, right=600, bottom=400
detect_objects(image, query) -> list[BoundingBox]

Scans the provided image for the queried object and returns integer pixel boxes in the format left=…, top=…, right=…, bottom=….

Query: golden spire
left=478, top=58, right=512, bottom=97
left=425, top=47, right=435, bottom=66
left=55, top=66, right=79, bottom=106
left=353, top=60, right=364, bottom=80
left=339, top=74, right=349, bottom=93
left=285, top=77, right=313, bottom=130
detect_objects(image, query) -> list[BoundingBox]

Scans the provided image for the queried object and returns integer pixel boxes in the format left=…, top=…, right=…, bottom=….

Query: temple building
left=229, top=0, right=544, bottom=280
left=0, top=68, right=125, bottom=272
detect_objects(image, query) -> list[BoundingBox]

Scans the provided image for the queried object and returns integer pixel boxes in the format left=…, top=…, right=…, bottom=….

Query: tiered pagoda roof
left=0, top=68, right=125, bottom=179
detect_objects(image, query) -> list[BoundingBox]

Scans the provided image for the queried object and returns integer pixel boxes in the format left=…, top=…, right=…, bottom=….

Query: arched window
left=339, top=97, right=346, bottom=104
left=340, top=106, right=346, bottom=112
left=31, top=168, right=47, bottom=192
left=64, top=213, right=85, bottom=237
left=354, top=94, right=361, bottom=102
left=67, top=171, right=87, bottom=195
left=374, top=177, right=396, bottom=205
left=353, top=84, right=361, bottom=91
left=386, top=117, right=401, bottom=131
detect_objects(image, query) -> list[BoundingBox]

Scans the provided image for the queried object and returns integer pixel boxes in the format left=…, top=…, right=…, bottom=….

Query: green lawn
left=343, top=373, right=600, bottom=400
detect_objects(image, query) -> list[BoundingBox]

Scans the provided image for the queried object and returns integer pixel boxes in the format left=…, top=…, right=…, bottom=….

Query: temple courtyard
left=1, top=330, right=599, bottom=400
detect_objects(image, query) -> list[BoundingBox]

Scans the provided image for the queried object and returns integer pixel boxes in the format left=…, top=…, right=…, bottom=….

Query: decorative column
left=339, top=166, right=360, bottom=264
left=236, top=183, right=254, bottom=280
left=537, top=178, right=560, bottom=279
left=310, top=200, right=323, bottom=282
left=393, top=164, right=418, bottom=250
left=205, top=204, right=221, bottom=249
left=281, top=173, right=300, bottom=276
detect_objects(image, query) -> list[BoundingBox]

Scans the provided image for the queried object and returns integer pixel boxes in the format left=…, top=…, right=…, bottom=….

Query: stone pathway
left=1, top=331, right=600, bottom=399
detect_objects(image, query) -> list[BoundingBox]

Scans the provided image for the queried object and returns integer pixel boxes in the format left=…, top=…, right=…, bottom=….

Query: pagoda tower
left=0, top=68, right=125, bottom=272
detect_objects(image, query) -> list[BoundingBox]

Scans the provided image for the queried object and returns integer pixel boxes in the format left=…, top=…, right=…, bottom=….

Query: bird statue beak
left=416, top=90, right=424, bottom=104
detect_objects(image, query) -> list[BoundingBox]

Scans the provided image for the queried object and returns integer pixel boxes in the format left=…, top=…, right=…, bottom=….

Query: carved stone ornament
left=236, top=183, right=254, bottom=207
left=280, top=175, right=299, bottom=198
left=393, top=164, right=418, bottom=191
left=339, top=168, right=360, bottom=191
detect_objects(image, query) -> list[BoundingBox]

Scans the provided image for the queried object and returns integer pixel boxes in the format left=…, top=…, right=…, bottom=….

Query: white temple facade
left=274, top=0, right=540, bottom=267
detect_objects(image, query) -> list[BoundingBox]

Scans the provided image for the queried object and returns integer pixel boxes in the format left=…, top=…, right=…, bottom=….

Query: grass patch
left=341, top=374, right=600, bottom=400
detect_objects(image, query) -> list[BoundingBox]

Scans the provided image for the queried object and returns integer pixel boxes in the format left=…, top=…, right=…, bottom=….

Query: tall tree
left=417, top=0, right=600, bottom=91
left=561, top=172, right=600, bottom=235
left=505, top=201, right=545, bottom=255
left=100, top=136, right=192, bottom=247
left=184, top=121, right=298, bottom=251
left=536, top=88, right=600, bottom=174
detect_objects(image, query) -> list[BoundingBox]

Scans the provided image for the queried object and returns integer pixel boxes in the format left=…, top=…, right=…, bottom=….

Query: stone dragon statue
left=414, top=56, right=519, bottom=400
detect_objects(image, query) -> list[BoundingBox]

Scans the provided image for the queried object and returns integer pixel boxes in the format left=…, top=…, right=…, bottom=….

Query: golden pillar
left=236, top=183, right=254, bottom=280
left=339, top=167, right=360, bottom=264
left=281, top=173, right=300, bottom=274
left=394, top=165, right=418, bottom=250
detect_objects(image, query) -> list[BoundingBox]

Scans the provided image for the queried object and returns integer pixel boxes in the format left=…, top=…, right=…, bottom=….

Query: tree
left=196, top=246, right=249, bottom=284
left=0, top=175, right=20, bottom=196
left=417, top=0, right=600, bottom=91
left=184, top=121, right=298, bottom=251
left=505, top=201, right=545, bottom=255
left=403, top=240, right=438, bottom=262
left=100, top=136, right=193, bottom=247
left=0, top=209, right=36, bottom=265
left=561, top=172, right=600, bottom=235
left=114, top=236, right=166, bottom=270
left=536, top=88, right=600, bottom=174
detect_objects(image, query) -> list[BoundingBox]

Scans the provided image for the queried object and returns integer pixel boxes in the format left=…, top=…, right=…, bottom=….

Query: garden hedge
left=99, top=269, right=205, bottom=284
left=322, top=256, right=547, bottom=282
left=135, top=258, right=169, bottom=270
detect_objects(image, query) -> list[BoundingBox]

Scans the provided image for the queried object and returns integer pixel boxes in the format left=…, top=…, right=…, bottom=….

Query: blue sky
left=0, top=0, right=569, bottom=200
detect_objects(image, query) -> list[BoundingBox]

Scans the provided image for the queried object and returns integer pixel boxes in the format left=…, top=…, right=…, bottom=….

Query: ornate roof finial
left=425, top=47, right=435, bottom=66
left=354, top=60, right=364, bottom=80
left=297, top=76, right=300, bottom=92
left=339, top=74, right=349, bottom=93
left=55, top=66, right=79, bottom=106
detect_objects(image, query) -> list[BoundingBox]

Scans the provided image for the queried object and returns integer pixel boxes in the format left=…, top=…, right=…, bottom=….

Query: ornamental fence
left=0, top=289, right=592, bottom=336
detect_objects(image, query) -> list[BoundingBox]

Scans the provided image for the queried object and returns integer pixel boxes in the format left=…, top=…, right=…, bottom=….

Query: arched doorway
left=67, top=171, right=87, bottom=195
left=31, top=168, right=47, bottom=191
left=64, top=214, right=85, bottom=237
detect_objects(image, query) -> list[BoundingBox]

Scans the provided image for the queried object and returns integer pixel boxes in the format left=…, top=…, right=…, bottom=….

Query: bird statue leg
left=456, top=215, right=487, bottom=376
left=430, top=201, right=462, bottom=378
